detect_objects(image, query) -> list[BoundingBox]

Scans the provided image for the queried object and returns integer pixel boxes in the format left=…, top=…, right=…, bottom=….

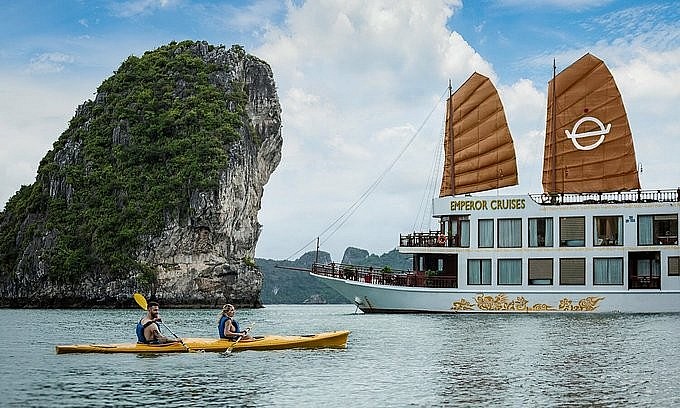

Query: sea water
left=1, top=304, right=679, bottom=407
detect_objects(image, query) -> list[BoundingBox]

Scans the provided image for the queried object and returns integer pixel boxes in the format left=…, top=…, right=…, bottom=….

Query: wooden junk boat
left=311, top=54, right=680, bottom=313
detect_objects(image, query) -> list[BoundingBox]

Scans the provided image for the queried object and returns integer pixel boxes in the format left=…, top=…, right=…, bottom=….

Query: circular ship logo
left=564, top=116, right=611, bottom=151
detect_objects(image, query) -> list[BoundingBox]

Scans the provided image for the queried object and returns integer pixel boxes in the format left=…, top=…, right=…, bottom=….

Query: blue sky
left=1, top=0, right=679, bottom=261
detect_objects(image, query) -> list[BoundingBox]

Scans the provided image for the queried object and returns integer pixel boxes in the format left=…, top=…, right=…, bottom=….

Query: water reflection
left=425, top=313, right=680, bottom=406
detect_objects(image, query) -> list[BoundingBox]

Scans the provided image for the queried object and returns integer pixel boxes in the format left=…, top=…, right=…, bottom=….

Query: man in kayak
left=136, top=301, right=180, bottom=344
left=218, top=304, right=253, bottom=341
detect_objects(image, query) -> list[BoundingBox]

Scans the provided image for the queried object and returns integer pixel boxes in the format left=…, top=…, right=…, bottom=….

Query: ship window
left=498, top=259, right=522, bottom=285
left=638, top=214, right=678, bottom=245
left=559, top=217, right=585, bottom=247
left=529, top=218, right=553, bottom=247
left=467, top=259, right=491, bottom=285
left=460, top=219, right=470, bottom=247
left=669, top=257, right=679, bottom=276
left=479, top=219, right=493, bottom=248
left=593, top=258, right=623, bottom=285
left=637, top=259, right=661, bottom=277
left=559, top=258, right=585, bottom=285
left=528, top=259, right=553, bottom=285
left=498, top=219, right=522, bottom=248
left=442, top=216, right=470, bottom=248
left=593, top=216, right=623, bottom=246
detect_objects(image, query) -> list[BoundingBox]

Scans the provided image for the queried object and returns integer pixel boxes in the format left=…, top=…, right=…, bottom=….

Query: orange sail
left=542, top=53, right=640, bottom=194
left=439, top=73, right=518, bottom=197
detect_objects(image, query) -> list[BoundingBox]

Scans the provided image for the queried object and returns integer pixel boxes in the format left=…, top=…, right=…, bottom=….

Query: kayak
left=55, top=330, right=350, bottom=354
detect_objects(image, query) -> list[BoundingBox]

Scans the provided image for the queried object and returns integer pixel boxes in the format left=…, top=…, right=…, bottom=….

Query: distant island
left=257, top=247, right=411, bottom=304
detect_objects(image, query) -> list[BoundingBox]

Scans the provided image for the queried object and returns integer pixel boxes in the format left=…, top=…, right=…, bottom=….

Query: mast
left=315, top=237, right=319, bottom=264
left=448, top=79, right=454, bottom=196
left=550, top=59, right=557, bottom=194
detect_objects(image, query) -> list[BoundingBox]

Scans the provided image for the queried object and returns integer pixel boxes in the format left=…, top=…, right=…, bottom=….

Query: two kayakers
left=218, top=304, right=253, bottom=341
left=136, top=301, right=180, bottom=344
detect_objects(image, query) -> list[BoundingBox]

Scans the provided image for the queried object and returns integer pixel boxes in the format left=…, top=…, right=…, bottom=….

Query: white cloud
left=499, top=78, right=546, bottom=193
left=254, top=0, right=680, bottom=260
left=255, top=0, right=487, bottom=260
left=611, top=49, right=680, bottom=190
left=0, top=74, right=94, bottom=207
left=27, top=52, right=75, bottom=73
left=195, top=0, right=287, bottom=38
left=498, top=0, right=613, bottom=11
left=110, top=0, right=179, bottom=18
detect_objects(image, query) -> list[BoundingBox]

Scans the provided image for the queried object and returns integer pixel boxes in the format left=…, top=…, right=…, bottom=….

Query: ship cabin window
left=479, top=219, right=494, bottom=248
left=669, top=257, right=679, bottom=276
left=440, top=216, right=470, bottom=247
left=498, top=219, right=522, bottom=248
left=559, top=258, right=585, bottom=285
left=638, top=214, right=678, bottom=245
left=529, top=218, right=553, bottom=247
left=528, top=259, right=553, bottom=285
left=635, top=258, right=661, bottom=281
left=593, top=257, right=623, bottom=285
left=498, top=259, right=522, bottom=285
left=593, top=216, right=623, bottom=246
left=467, top=259, right=491, bottom=285
left=559, top=217, right=585, bottom=247
left=460, top=219, right=470, bottom=247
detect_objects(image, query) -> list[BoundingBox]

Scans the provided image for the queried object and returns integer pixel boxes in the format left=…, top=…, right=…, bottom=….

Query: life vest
left=136, top=319, right=160, bottom=343
left=218, top=316, right=241, bottom=339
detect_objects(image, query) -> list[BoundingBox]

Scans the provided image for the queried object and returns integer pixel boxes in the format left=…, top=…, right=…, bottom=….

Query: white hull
left=314, top=274, right=680, bottom=313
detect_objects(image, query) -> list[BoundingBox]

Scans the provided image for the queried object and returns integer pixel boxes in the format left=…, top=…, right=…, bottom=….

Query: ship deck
left=311, top=263, right=457, bottom=288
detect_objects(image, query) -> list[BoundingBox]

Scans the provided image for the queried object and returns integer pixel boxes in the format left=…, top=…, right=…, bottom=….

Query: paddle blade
left=133, top=293, right=147, bottom=310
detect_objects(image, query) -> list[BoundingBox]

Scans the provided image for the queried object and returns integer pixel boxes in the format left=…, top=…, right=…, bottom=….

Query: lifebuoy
left=437, top=234, right=446, bottom=245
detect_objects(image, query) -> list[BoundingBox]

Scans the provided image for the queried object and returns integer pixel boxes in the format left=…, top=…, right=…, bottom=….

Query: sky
left=1, top=0, right=679, bottom=262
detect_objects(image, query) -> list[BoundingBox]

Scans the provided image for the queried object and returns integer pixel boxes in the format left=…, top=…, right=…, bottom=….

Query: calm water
left=1, top=305, right=679, bottom=407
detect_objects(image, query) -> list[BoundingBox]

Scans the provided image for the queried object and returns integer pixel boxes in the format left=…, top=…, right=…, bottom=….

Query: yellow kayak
left=55, top=330, right=350, bottom=354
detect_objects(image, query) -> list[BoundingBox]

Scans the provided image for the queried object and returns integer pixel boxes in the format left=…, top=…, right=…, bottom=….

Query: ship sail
left=440, top=72, right=518, bottom=197
left=542, top=53, right=640, bottom=194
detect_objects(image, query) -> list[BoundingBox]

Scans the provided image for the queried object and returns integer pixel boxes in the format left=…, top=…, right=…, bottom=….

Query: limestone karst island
left=0, top=40, right=282, bottom=308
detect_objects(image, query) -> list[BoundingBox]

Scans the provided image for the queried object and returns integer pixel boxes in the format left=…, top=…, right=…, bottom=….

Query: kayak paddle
left=223, top=324, right=254, bottom=355
left=133, top=292, right=193, bottom=352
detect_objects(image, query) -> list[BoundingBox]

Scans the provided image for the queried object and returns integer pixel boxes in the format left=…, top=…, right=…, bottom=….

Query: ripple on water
left=1, top=307, right=680, bottom=407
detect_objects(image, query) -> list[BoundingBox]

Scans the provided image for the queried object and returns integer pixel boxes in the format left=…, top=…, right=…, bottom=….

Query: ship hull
left=315, top=274, right=680, bottom=313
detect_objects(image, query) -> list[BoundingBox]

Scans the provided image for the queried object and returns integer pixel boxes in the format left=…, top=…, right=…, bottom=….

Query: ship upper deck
left=527, top=188, right=679, bottom=206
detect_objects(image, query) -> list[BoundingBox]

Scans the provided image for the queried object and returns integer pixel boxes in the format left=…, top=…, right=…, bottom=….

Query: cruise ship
left=310, top=54, right=680, bottom=313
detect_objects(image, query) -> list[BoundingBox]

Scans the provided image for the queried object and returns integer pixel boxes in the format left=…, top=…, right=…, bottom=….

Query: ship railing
left=311, top=263, right=457, bottom=288
left=399, top=231, right=457, bottom=248
left=530, top=188, right=680, bottom=205
left=629, top=275, right=661, bottom=289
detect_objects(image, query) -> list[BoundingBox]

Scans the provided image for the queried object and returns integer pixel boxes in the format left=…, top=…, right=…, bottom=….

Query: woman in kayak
left=218, top=304, right=253, bottom=340
left=136, top=301, right=181, bottom=344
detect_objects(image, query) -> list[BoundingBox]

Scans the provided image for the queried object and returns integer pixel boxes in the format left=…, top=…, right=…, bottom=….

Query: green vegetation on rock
left=0, top=40, right=247, bottom=285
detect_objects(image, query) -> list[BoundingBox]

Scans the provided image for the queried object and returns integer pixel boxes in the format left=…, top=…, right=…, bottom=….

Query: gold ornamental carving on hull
left=451, top=293, right=605, bottom=312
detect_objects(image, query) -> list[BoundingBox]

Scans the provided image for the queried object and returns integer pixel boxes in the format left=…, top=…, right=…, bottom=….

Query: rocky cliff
left=0, top=40, right=282, bottom=308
